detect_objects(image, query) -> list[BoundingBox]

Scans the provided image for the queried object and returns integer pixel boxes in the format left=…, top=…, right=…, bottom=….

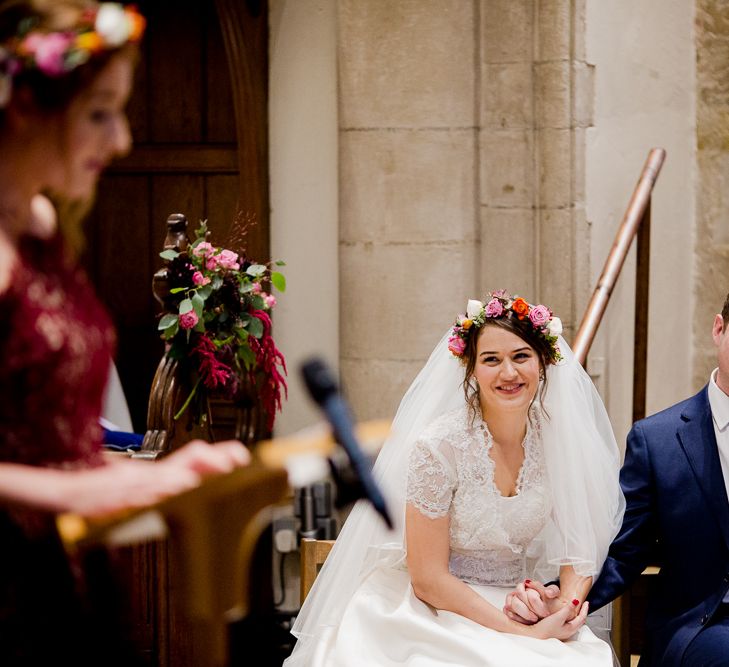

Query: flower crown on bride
left=0, top=3, right=145, bottom=108
left=448, top=290, right=563, bottom=363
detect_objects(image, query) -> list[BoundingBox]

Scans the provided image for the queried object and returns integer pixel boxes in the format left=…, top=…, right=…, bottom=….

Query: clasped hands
left=503, top=579, right=589, bottom=639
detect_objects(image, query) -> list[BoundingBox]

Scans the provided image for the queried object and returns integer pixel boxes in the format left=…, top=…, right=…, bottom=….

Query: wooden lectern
left=58, top=422, right=389, bottom=667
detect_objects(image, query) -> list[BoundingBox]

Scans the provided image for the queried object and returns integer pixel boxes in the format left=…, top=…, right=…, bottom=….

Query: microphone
left=301, top=358, right=393, bottom=529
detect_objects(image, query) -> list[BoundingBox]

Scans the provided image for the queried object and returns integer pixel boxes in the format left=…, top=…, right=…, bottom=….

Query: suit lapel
left=677, top=387, right=729, bottom=551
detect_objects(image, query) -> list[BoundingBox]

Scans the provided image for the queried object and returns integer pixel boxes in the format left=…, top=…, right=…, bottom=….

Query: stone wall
left=584, top=0, right=696, bottom=442
left=338, top=0, right=595, bottom=421
left=480, top=0, right=592, bottom=339
left=337, top=0, right=479, bottom=420
left=694, top=0, right=729, bottom=386
left=271, top=1, right=700, bottom=432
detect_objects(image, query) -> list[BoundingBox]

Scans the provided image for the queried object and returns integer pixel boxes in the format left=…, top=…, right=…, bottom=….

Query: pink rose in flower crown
left=192, top=241, right=214, bottom=258
left=484, top=298, right=504, bottom=318
left=216, top=249, right=240, bottom=271
left=264, top=294, right=277, bottom=309
left=252, top=282, right=262, bottom=294
left=192, top=271, right=210, bottom=286
left=179, top=310, right=199, bottom=329
left=23, top=32, right=74, bottom=77
left=529, top=304, right=551, bottom=328
left=448, top=336, right=466, bottom=356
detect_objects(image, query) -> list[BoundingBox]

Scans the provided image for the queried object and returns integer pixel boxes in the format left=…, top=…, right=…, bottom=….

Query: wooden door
left=82, top=1, right=269, bottom=664
left=84, top=0, right=269, bottom=434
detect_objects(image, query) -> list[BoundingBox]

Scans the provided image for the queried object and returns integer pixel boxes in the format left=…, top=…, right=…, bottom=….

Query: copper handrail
left=572, top=148, right=666, bottom=366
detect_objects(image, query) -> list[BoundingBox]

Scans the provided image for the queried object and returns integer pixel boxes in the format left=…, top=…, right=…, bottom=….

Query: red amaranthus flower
left=248, top=309, right=288, bottom=431
left=192, top=333, right=234, bottom=390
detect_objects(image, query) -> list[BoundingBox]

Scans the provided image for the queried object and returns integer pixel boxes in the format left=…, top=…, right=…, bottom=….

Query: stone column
left=337, top=0, right=479, bottom=420
left=480, top=0, right=592, bottom=339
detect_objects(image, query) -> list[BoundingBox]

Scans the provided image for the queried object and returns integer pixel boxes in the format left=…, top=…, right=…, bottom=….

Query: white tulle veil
left=284, top=330, right=625, bottom=666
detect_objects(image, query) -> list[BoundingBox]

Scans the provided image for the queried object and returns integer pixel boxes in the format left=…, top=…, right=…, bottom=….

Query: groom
left=507, top=295, right=729, bottom=666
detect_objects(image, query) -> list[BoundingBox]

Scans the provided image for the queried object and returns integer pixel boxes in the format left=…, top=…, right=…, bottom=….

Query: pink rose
left=252, top=282, right=262, bottom=294
left=529, top=304, right=551, bottom=328
left=264, top=294, right=277, bottom=309
left=484, top=298, right=503, bottom=318
left=206, top=256, right=218, bottom=270
left=179, top=310, right=199, bottom=329
left=24, top=32, right=74, bottom=77
left=448, top=336, right=466, bottom=355
left=192, top=241, right=214, bottom=258
left=192, top=271, right=210, bottom=286
left=216, top=249, right=240, bottom=271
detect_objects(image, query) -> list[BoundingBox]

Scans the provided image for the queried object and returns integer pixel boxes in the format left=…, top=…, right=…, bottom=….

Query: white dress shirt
left=706, top=369, right=729, bottom=602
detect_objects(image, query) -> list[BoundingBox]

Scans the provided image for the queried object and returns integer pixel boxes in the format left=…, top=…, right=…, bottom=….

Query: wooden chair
left=300, top=538, right=335, bottom=603
left=138, top=212, right=268, bottom=460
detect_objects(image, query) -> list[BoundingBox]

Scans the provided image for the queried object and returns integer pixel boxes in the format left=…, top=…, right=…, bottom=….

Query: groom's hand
left=503, top=579, right=562, bottom=624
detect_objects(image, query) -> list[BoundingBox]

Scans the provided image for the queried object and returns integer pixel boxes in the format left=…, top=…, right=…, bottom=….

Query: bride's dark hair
left=461, top=316, right=553, bottom=423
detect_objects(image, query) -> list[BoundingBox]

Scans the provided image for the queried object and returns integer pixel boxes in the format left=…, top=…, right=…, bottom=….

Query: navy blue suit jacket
left=588, top=386, right=729, bottom=665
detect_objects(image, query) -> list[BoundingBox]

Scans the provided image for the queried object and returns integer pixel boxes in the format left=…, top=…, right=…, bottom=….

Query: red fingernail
left=524, top=579, right=531, bottom=585
left=572, top=599, right=579, bottom=606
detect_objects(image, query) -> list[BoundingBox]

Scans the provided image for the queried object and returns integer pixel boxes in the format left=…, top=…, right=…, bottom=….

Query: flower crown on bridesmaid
left=448, top=290, right=563, bottom=363
left=0, top=3, right=145, bottom=108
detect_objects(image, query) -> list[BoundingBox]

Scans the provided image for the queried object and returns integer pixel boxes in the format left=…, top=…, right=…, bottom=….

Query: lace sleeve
left=406, top=439, right=457, bottom=518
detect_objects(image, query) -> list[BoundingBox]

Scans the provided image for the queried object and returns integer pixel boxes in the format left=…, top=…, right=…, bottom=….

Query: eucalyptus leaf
left=270, top=271, right=286, bottom=292
left=179, top=298, right=193, bottom=315
left=158, top=313, right=179, bottom=330
left=246, top=264, right=266, bottom=277
left=163, top=321, right=179, bottom=339
left=251, top=294, right=265, bottom=311
left=212, top=275, right=223, bottom=290
left=248, top=316, right=264, bottom=339
left=170, top=287, right=187, bottom=294
left=237, top=345, right=256, bottom=370
left=160, top=249, right=179, bottom=261
left=198, top=285, right=213, bottom=300
left=239, top=282, right=255, bottom=294
left=191, top=293, right=204, bottom=318
left=194, top=318, right=206, bottom=333
left=275, top=260, right=286, bottom=267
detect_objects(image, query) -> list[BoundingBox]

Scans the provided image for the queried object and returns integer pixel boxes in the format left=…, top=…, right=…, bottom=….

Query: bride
left=285, top=291, right=625, bottom=666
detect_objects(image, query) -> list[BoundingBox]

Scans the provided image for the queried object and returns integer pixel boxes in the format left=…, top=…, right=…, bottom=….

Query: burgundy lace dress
left=0, top=232, right=114, bottom=470
left=0, top=232, right=141, bottom=665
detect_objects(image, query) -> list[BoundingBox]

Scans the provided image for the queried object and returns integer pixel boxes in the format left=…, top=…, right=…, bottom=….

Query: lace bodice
left=0, top=233, right=114, bottom=469
left=406, top=406, right=551, bottom=586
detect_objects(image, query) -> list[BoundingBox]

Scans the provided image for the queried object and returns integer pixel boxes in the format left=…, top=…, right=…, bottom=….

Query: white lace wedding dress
left=307, top=406, right=613, bottom=666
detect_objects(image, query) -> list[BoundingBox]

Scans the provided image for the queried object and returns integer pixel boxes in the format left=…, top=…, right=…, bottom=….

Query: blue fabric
left=588, top=387, right=729, bottom=666
left=102, top=428, right=143, bottom=451
left=682, top=610, right=729, bottom=666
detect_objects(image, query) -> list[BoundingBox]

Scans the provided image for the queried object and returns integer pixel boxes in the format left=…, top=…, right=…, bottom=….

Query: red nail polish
left=572, top=599, right=579, bottom=606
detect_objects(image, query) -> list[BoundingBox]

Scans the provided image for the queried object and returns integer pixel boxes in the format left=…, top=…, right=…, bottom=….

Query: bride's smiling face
left=473, top=325, right=541, bottom=416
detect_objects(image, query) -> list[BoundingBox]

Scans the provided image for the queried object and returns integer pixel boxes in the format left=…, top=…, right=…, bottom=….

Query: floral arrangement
left=0, top=3, right=145, bottom=107
left=157, top=222, right=287, bottom=431
left=448, top=290, right=563, bottom=363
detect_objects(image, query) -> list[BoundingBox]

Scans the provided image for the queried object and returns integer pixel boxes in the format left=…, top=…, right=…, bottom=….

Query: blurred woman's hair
left=0, top=1, right=141, bottom=256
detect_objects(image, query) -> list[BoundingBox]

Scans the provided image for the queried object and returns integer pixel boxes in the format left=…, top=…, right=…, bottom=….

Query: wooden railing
left=572, top=148, right=665, bottom=423
left=572, top=147, right=666, bottom=667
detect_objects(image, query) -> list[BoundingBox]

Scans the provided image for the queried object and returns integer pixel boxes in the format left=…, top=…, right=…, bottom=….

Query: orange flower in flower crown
left=511, top=297, right=530, bottom=320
